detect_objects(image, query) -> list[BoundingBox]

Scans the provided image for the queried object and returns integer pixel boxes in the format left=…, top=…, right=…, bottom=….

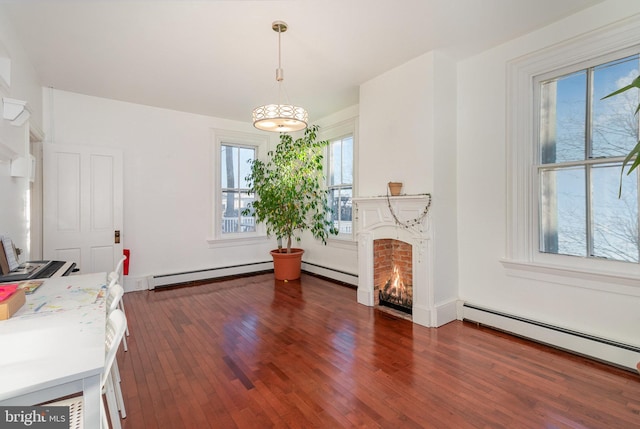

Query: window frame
left=327, top=134, right=354, bottom=240
left=504, top=16, right=640, bottom=288
left=319, top=119, right=358, bottom=243
left=208, top=129, right=270, bottom=247
left=534, top=55, right=640, bottom=263
left=220, top=143, right=258, bottom=235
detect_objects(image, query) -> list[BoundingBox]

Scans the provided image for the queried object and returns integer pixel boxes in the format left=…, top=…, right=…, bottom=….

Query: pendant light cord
left=278, top=25, right=282, bottom=78
left=275, top=24, right=288, bottom=106
left=276, top=25, right=283, bottom=82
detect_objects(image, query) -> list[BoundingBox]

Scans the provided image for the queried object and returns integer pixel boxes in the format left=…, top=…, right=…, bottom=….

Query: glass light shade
left=253, top=103, right=308, bottom=132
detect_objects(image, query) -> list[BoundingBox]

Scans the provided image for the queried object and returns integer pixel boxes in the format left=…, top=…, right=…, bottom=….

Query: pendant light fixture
left=252, top=21, right=308, bottom=132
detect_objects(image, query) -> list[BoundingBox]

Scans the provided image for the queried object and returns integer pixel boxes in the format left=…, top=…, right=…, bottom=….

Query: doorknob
left=115, top=230, right=121, bottom=244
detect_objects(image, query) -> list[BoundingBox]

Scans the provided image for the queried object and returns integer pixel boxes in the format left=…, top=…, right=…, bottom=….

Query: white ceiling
left=1, top=0, right=603, bottom=124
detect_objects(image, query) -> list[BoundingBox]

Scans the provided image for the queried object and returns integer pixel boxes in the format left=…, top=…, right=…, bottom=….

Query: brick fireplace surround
left=373, top=238, right=413, bottom=309
left=354, top=195, right=452, bottom=328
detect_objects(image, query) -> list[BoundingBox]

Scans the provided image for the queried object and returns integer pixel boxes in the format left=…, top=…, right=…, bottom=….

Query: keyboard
left=38, top=261, right=69, bottom=278
left=0, top=260, right=76, bottom=282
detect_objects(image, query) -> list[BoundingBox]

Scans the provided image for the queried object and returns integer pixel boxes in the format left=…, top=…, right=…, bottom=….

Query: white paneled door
left=43, top=144, right=123, bottom=274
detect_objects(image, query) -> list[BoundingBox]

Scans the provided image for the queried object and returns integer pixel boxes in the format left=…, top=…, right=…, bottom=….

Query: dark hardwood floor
left=115, top=273, right=640, bottom=428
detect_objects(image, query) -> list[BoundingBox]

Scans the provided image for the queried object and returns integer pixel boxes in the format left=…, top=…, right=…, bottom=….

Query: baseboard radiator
left=149, top=260, right=358, bottom=289
left=149, top=261, right=273, bottom=289
left=301, top=261, right=358, bottom=286
left=462, top=303, right=640, bottom=372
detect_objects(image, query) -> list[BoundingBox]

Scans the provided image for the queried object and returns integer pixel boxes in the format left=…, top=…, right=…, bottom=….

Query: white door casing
left=43, top=144, right=123, bottom=274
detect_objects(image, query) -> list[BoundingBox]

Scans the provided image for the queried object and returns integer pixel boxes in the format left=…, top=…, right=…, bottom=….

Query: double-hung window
left=221, top=144, right=256, bottom=234
left=327, top=134, right=354, bottom=239
left=505, top=18, right=640, bottom=284
left=211, top=129, right=269, bottom=244
left=537, top=54, right=640, bottom=263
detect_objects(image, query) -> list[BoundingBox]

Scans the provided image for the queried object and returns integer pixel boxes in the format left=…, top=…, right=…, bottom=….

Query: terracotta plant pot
left=270, top=248, right=304, bottom=281
left=388, top=182, right=403, bottom=196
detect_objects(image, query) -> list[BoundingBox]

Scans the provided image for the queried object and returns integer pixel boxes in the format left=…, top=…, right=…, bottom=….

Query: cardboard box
left=0, top=288, right=26, bottom=320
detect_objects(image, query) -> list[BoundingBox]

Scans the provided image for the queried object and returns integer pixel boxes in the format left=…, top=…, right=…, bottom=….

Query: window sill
left=327, top=236, right=357, bottom=250
left=500, top=258, right=640, bottom=297
left=207, top=235, right=270, bottom=249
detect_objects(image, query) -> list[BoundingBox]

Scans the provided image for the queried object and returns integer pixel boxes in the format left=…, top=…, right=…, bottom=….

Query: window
left=505, top=17, right=640, bottom=285
left=537, top=55, right=640, bottom=262
left=220, top=144, right=256, bottom=234
left=328, top=134, right=354, bottom=239
left=210, top=129, right=269, bottom=244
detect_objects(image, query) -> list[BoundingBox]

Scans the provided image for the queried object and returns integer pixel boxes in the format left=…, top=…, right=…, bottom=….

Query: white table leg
left=83, top=374, right=101, bottom=428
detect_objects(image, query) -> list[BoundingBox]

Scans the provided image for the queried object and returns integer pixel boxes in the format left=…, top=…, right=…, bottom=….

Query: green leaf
left=618, top=140, right=640, bottom=197
left=601, top=76, right=640, bottom=100
left=601, top=75, right=640, bottom=198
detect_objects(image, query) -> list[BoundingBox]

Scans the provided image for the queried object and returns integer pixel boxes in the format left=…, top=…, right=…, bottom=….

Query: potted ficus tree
left=242, top=125, right=338, bottom=280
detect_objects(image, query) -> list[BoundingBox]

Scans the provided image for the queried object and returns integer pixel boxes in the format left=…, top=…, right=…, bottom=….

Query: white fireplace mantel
left=353, top=195, right=437, bottom=327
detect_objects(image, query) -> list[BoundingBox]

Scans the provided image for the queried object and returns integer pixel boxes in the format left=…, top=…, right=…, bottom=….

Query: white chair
left=44, top=309, right=127, bottom=429
left=109, top=256, right=129, bottom=341
left=107, top=273, right=118, bottom=287
left=106, top=279, right=128, bottom=352
left=105, top=283, right=127, bottom=420
left=114, top=255, right=127, bottom=277
left=106, top=283, right=124, bottom=314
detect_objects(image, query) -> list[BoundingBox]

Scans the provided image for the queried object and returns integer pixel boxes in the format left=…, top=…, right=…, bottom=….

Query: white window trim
left=208, top=128, right=270, bottom=247
left=319, top=118, right=358, bottom=243
left=504, top=15, right=640, bottom=290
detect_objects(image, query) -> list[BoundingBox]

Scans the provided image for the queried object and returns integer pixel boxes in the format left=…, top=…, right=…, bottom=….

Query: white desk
left=0, top=272, right=107, bottom=428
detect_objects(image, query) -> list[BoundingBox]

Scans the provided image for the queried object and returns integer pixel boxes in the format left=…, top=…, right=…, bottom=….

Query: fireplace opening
left=374, top=239, right=413, bottom=315
left=379, top=265, right=413, bottom=314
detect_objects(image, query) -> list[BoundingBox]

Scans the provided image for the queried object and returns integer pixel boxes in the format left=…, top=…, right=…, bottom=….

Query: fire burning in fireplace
left=379, top=265, right=413, bottom=314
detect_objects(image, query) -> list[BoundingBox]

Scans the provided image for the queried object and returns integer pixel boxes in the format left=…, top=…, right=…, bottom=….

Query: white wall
left=44, top=89, right=279, bottom=290
left=301, top=105, right=360, bottom=284
left=457, top=0, right=640, bottom=351
left=431, top=51, right=458, bottom=309
left=360, top=53, right=434, bottom=197
left=0, top=7, right=42, bottom=260
left=359, top=51, right=459, bottom=321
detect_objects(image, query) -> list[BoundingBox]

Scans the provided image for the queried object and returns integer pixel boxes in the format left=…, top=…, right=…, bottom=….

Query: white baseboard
left=434, top=299, right=458, bottom=327
left=301, top=262, right=358, bottom=286
left=411, top=299, right=457, bottom=328
left=412, top=304, right=433, bottom=327
left=121, top=276, right=149, bottom=292
left=138, top=261, right=354, bottom=291
left=148, top=262, right=273, bottom=289
left=461, top=302, right=640, bottom=371
left=357, top=287, right=373, bottom=306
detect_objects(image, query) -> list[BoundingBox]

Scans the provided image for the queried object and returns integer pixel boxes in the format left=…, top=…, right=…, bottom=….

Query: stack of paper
left=18, top=280, right=44, bottom=294
left=1, top=236, right=19, bottom=271
left=0, top=235, right=20, bottom=274
left=0, top=237, right=9, bottom=274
